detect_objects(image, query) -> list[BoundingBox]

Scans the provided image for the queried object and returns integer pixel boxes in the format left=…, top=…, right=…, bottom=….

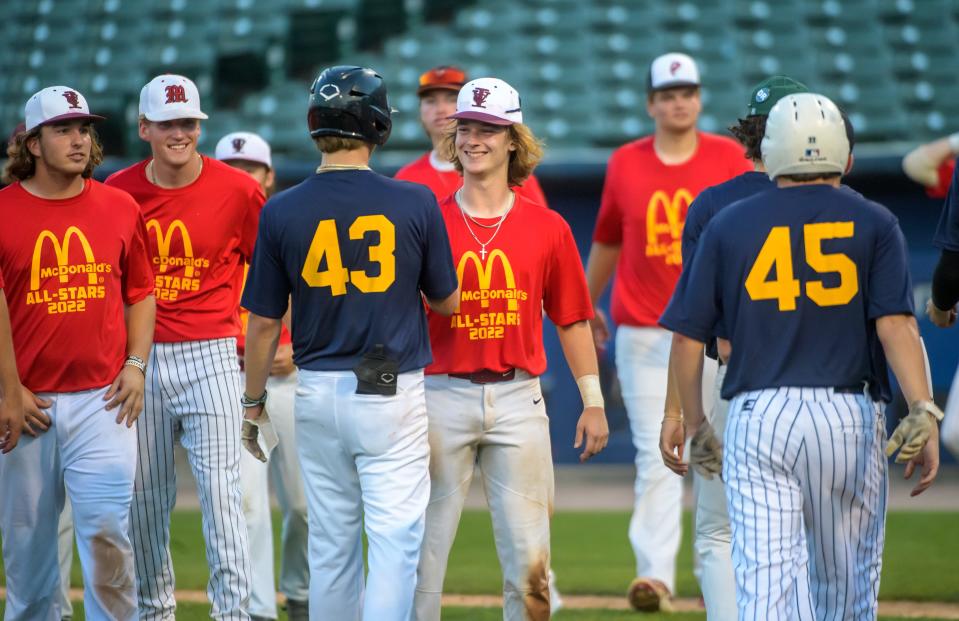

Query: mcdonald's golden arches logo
left=645, top=188, right=692, bottom=266
left=30, top=227, right=109, bottom=290
left=146, top=218, right=210, bottom=277
left=27, top=226, right=110, bottom=314
left=456, top=250, right=528, bottom=311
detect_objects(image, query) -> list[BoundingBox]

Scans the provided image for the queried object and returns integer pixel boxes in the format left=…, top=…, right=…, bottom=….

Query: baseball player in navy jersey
left=215, top=131, right=310, bottom=621
left=662, top=92, right=941, bottom=620
left=241, top=66, right=459, bottom=621
left=658, top=75, right=808, bottom=620
left=927, top=161, right=959, bottom=457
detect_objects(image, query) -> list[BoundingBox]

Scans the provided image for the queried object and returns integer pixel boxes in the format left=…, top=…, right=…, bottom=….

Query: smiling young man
left=106, top=74, right=265, bottom=620
left=0, top=86, right=155, bottom=620
left=412, top=78, right=608, bottom=621
left=395, top=65, right=549, bottom=205
left=584, top=52, right=752, bottom=611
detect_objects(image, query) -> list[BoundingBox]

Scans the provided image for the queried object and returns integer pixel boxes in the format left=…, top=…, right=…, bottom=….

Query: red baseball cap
left=417, top=65, right=467, bottom=96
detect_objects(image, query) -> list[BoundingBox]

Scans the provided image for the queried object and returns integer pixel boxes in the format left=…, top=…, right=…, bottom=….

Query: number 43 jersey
left=660, top=184, right=914, bottom=401
left=241, top=170, right=458, bottom=373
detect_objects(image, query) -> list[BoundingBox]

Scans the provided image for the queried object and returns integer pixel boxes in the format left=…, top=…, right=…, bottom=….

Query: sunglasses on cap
left=418, top=66, right=467, bottom=94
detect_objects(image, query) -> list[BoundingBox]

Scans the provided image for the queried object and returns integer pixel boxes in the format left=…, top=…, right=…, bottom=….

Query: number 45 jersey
left=241, top=169, right=458, bottom=373
left=660, top=184, right=914, bottom=401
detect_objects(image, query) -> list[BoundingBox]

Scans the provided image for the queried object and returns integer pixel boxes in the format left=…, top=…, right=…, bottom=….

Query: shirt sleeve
left=682, top=190, right=712, bottom=268
left=927, top=158, right=956, bottom=199
left=121, top=211, right=156, bottom=305
left=418, top=198, right=458, bottom=301
left=241, top=208, right=291, bottom=319
left=520, top=174, right=549, bottom=207
left=933, top=162, right=959, bottom=251
left=592, top=152, right=624, bottom=244
left=868, top=219, right=915, bottom=319
left=238, top=184, right=267, bottom=262
left=543, top=217, right=595, bottom=326
left=659, top=222, right=723, bottom=342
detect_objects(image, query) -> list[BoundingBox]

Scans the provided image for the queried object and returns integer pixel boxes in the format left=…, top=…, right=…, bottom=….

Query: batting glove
left=885, top=400, right=943, bottom=463
left=241, top=408, right=279, bottom=463
left=690, top=421, right=723, bottom=480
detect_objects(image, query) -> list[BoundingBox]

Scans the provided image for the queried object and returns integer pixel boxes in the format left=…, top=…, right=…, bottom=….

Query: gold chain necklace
left=148, top=154, right=203, bottom=187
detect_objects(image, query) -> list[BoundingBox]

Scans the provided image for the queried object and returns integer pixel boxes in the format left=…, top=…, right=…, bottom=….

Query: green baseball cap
left=747, top=75, right=809, bottom=116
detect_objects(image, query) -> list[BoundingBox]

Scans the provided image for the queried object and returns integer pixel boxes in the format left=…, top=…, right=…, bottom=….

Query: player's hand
left=885, top=401, right=942, bottom=463
left=659, top=414, right=687, bottom=476
left=0, top=384, right=25, bottom=453
left=270, top=343, right=296, bottom=376
left=590, top=309, right=611, bottom=355
left=925, top=299, right=957, bottom=328
left=574, top=406, right=609, bottom=463
left=104, top=365, right=146, bottom=427
left=904, top=423, right=939, bottom=497
left=689, top=421, right=723, bottom=480
left=242, top=406, right=278, bottom=463
left=21, top=385, right=52, bottom=437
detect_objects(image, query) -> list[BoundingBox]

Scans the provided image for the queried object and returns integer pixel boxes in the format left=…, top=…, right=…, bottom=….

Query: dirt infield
left=17, top=589, right=953, bottom=618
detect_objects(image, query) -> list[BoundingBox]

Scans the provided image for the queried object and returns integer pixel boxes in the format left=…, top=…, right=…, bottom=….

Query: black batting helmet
left=307, top=66, right=392, bottom=146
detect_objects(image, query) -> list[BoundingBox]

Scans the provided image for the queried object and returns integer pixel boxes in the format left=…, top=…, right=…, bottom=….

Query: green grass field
left=3, top=509, right=958, bottom=619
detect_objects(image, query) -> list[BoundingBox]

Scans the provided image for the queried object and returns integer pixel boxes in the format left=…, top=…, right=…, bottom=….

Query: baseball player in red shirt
left=0, top=266, right=24, bottom=455
left=395, top=65, right=549, bottom=206
left=585, top=52, right=751, bottom=611
left=0, top=86, right=156, bottom=620
left=107, top=74, right=265, bottom=619
left=215, top=131, right=309, bottom=621
left=412, top=77, right=609, bottom=621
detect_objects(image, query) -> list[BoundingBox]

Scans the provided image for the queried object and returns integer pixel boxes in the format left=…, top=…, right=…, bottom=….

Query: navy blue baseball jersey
left=933, top=158, right=959, bottom=251
left=242, top=170, right=458, bottom=373
left=661, top=184, right=913, bottom=400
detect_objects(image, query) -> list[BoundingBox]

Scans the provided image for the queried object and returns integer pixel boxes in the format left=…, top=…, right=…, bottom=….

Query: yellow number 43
left=745, top=222, right=858, bottom=311
left=301, top=215, right=396, bottom=296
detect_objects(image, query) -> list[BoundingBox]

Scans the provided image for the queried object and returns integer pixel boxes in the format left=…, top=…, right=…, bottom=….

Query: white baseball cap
left=24, top=86, right=105, bottom=132
left=761, top=93, right=849, bottom=179
left=215, top=131, right=272, bottom=168
left=450, top=78, right=522, bottom=126
left=648, top=52, right=701, bottom=92
left=139, top=74, right=208, bottom=122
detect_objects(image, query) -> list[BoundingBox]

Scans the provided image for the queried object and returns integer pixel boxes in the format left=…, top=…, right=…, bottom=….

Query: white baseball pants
left=615, top=326, right=715, bottom=591
left=413, top=372, right=554, bottom=621
left=724, top=387, right=887, bottom=621
left=131, top=338, right=251, bottom=620
left=57, top=497, right=75, bottom=618
left=240, top=371, right=309, bottom=619
left=942, top=361, right=959, bottom=459
left=0, top=386, right=138, bottom=621
left=295, top=368, right=430, bottom=621
left=692, top=363, right=737, bottom=620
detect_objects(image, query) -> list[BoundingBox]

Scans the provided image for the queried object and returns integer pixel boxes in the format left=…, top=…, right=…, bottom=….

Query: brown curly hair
left=442, top=121, right=544, bottom=187
left=728, top=116, right=766, bottom=162
left=3, top=124, right=104, bottom=183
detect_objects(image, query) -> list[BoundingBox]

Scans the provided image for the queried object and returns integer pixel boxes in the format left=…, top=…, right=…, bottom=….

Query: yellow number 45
left=745, top=222, right=858, bottom=311
left=301, top=215, right=396, bottom=296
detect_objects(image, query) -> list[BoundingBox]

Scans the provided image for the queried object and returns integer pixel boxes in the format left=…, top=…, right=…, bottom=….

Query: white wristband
left=948, top=132, right=959, bottom=155
left=576, top=374, right=605, bottom=409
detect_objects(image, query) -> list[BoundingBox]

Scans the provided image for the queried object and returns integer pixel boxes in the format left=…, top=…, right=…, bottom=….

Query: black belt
left=834, top=382, right=866, bottom=394
left=449, top=369, right=516, bottom=384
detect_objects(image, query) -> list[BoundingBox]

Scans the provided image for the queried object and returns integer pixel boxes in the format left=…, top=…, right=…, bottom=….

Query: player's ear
left=26, top=130, right=42, bottom=158
left=137, top=118, right=150, bottom=141
left=845, top=153, right=855, bottom=175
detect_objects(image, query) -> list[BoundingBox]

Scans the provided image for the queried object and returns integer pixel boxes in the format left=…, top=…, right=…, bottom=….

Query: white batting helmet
left=761, top=93, right=849, bottom=179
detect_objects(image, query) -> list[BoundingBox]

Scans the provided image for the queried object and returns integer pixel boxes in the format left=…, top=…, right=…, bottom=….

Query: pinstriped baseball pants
left=724, top=386, right=888, bottom=621
left=131, top=338, right=251, bottom=620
